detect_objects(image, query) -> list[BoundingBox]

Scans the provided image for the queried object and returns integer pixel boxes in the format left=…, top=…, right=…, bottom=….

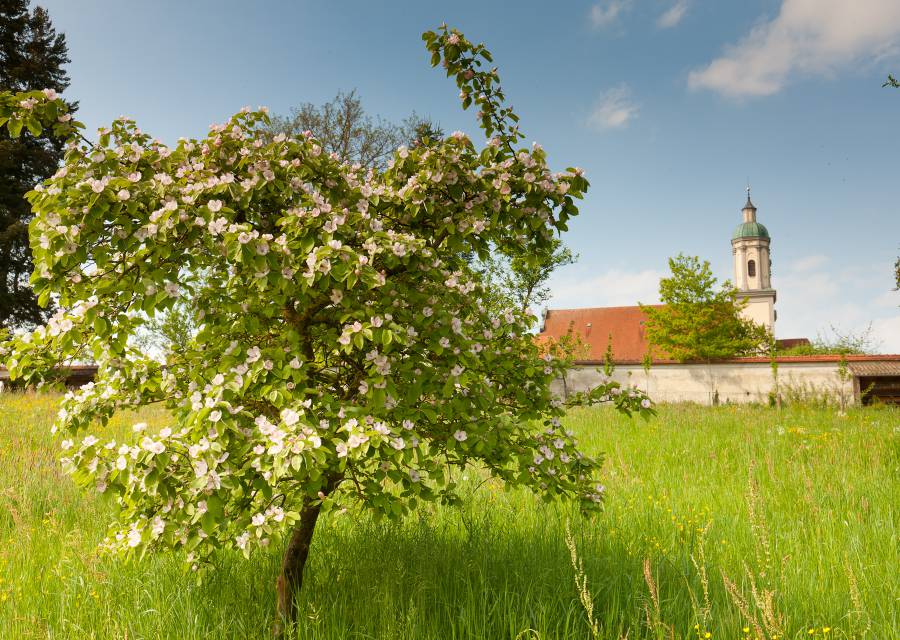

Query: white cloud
left=590, top=0, right=631, bottom=28
left=774, top=255, right=899, bottom=352
left=547, top=267, right=664, bottom=309
left=790, top=254, right=829, bottom=272
left=688, top=0, right=900, bottom=97
left=657, top=0, right=689, bottom=29
left=588, top=84, right=639, bottom=130
left=871, top=316, right=900, bottom=353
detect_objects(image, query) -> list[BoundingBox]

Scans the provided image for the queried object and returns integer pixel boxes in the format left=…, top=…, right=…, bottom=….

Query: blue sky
left=34, top=0, right=900, bottom=350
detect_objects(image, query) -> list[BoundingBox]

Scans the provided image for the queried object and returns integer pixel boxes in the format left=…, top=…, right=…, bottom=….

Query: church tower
left=731, top=189, right=776, bottom=332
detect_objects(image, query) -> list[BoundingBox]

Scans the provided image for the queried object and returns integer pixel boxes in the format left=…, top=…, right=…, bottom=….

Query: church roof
left=732, top=221, right=770, bottom=240
left=537, top=305, right=658, bottom=362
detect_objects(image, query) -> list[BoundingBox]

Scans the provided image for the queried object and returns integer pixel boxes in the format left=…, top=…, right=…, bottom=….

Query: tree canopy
left=641, top=254, right=769, bottom=362
left=0, top=0, right=72, bottom=327
left=0, top=25, right=651, bottom=630
left=267, top=89, right=440, bottom=172
left=474, top=236, right=576, bottom=317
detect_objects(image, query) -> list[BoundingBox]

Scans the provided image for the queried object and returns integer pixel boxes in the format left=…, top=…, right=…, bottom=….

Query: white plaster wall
left=742, top=299, right=774, bottom=330
left=557, top=361, right=854, bottom=405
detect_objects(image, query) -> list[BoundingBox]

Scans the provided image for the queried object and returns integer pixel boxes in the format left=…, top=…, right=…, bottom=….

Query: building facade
left=536, top=191, right=900, bottom=405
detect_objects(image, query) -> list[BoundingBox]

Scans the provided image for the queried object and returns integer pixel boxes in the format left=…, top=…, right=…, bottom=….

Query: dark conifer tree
left=0, top=0, right=72, bottom=327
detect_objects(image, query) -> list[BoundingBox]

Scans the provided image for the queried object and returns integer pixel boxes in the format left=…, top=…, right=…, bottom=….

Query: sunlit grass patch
left=0, top=392, right=897, bottom=638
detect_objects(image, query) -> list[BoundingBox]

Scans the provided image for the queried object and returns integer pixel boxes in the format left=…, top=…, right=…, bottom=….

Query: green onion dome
left=732, top=221, right=770, bottom=240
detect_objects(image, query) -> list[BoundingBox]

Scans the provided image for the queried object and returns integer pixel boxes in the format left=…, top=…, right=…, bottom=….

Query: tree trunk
left=273, top=500, right=323, bottom=636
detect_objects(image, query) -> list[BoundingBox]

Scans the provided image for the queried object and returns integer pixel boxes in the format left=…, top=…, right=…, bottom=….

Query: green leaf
left=200, top=512, right=217, bottom=535
left=7, top=118, right=23, bottom=138
left=25, top=115, right=42, bottom=136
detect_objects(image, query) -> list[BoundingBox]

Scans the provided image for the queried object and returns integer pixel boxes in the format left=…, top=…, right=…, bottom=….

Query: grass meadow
left=0, top=392, right=897, bottom=639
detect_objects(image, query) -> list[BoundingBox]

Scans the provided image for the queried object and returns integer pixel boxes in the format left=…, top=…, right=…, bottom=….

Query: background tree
left=267, top=89, right=440, bottom=171
left=408, top=117, right=444, bottom=149
left=641, top=254, right=770, bottom=363
left=777, top=323, right=877, bottom=356
left=474, top=237, right=576, bottom=320
left=1, top=25, right=651, bottom=633
left=0, top=0, right=72, bottom=328
left=132, top=300, right=200, bottom=357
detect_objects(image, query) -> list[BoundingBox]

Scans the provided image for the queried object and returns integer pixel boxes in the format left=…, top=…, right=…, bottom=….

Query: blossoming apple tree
left=0, top=26, right=652, bottom=629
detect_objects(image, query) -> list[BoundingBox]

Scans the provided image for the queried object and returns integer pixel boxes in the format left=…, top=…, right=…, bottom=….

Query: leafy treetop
left=641, top=254, right=769, bottom=362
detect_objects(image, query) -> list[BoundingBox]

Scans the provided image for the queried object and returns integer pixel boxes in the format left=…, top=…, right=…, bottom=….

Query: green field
left=0, top=393, right=897, bottom=639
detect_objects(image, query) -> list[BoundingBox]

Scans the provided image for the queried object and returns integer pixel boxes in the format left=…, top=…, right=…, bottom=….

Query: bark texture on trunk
left=273, top=501, right=322, bottom=636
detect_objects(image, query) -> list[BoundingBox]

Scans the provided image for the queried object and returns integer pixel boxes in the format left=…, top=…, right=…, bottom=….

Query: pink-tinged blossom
left=235, top=531, right=250, bottom=550
left=453, top=430, right=467, bottom=442
left=208, top=217, right=228, bottom=235
left=127, top=529, right=142, bottom=548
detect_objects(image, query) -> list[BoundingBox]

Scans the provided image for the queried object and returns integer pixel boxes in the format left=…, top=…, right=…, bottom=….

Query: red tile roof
left=538, top=305, right=659, bottom=362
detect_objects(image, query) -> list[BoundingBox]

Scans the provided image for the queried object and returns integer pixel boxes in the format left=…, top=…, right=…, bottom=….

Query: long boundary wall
left=558, top=360, right=853, bottom=405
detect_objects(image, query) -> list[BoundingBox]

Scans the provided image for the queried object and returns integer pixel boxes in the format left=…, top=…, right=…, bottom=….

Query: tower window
left=747, top=259, right=756, bottom=277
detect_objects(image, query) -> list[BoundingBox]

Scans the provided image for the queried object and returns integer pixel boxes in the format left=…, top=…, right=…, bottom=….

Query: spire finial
left=744, top=182, right=755, bottom=209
